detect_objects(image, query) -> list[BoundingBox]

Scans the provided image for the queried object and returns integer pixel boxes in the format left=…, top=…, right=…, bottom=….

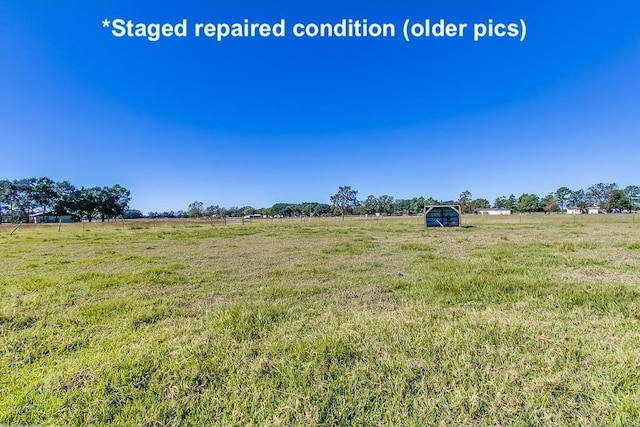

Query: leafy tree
left=313, top=203, right=331, bottom=216
left=469, top=198, right=490, bottom=212
left=14, top=178, right=37, bottom=221
left=123, top=209, right=144, bottom=219
left=0, top=180, right=11, bottom=220
left=258, top=207, right=272, bottom=217
left=242, top=206, right=256, bottom=216
left=300, top=203, right=313, bottom=216
left=458, top=190, right=472, bottom=214
left=625, top=185, right=640, bottom=210
left=187, top=201, right=204, bottom=218
left=53, top=181, right=77, bottom=218
left=517, top=193, right=540, bottom=213
left=33, top=176, right=58, bottom=217
left=541, top=193, right=560, bottom=214
left=271, top=203, right=293, bottom=217
left=363, top=195, right=379, bottom=214
left=424, top=197, right=439, bottom=207
left=393, top=198, right=411, bottom=214
left=569, top=189, right=586, bottom=209
left=111, top=185, right=131, bottom=217
left=554, top=186, right=572, bottom=212
left=66, top=187, right=100, bottom=221
left=330, top=186, right=358, bottom=219
left=494, top=194, right=517, bottom=210
left=409, top=197, right=425, bottom=214
left=227, top=207, right=241, bottom=217
left=586, top=183, right=618, bottom=210
left=352, top=202, right=367, bottom=216
left=609, top=190, right=630, bottom=211
left=494, top=196, right=508, bottom=209
left=378, top=195, right=394, bottom=215
left=204, top=205, right=220, bottom=217
left=98, top=184, right=130, bottom=221
left=151, top=211, right=177, bottom=218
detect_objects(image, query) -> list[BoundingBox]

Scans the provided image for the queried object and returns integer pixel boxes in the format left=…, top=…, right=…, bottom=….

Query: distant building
left=565, top=206, right=583, bottom=214
left=587, top=207, right=601, bottom=214
left=476, top=208, right=512, bottom=215
left=29, top=211, right=76, bottom=223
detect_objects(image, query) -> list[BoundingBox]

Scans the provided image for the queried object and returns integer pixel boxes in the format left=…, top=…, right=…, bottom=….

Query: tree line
left=148, top=202, right=335, bottom=219
left=0, top=177, right=131, bottom=223
left=4, top=177, right=636, bottom=223
left=458, top=183, right=639, bottom=214
left=173, top=182, right=639, bottom=220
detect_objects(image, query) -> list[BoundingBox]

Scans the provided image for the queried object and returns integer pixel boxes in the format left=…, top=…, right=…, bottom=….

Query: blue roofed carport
left=424, top=205, right=461, bottom=227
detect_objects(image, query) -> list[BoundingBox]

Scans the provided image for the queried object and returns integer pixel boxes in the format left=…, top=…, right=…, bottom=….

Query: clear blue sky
left=1, top=1, right=638, bottom=213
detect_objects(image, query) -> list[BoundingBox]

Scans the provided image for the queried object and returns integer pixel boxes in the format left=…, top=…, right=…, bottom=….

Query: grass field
left=1, top=214, right=639, bottom=426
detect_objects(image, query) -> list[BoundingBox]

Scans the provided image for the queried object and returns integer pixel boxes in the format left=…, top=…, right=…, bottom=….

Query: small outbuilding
left=29, top=211, right=76, bottom=223
left=565, top=206, right=583, bottom=215
left=424, top=205, right=461, bottom=227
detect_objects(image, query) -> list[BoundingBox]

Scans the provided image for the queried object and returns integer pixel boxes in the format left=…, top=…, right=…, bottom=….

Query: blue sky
left=1, top=1, right=639, bottom=213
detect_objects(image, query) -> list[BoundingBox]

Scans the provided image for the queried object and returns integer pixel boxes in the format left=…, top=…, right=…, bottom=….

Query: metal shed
left=424, top=205, right=461, bottom=227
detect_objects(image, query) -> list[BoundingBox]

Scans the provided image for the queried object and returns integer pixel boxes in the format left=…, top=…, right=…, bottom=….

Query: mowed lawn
left=1, top=215, right=639, bottom=426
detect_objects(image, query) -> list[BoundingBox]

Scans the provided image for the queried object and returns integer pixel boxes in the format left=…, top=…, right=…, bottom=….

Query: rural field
left=1, top=214, right=639, bottom=426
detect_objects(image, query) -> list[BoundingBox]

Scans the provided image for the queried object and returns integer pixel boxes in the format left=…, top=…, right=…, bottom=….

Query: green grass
left=1, top=215, right=639, bottom=425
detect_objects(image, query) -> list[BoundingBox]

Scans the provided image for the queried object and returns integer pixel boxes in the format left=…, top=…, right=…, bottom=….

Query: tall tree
left=393, top=198, right=411, bottom=214
left=242, top=206, right=256, bottom=216
left=608, top=190, right=630, bottom=212
left=517, top=193, right=540, bottom=213
left=586, top=183, right=617, bottom=210
left=187, top=201, right=204, bottom=218
left=63, top=187, right=99, bottom=221
left=34, top=177, right=58, bottom=216
left=53, top=181, right=76, bottom=216
left=378, top=195, right=395, bottom=215
left=106, top=184, right=131, bottom=219
left=569, top=189, right=586, bottom=209
left=204, top=205, right=220, bottom=217
left=494, top=196, right=508, bottom=209
left=14, top=178, right=37, bottom=221
left=424, top=197, right=439, bottom=207
left=409, top=197, right=425, bottom=214
left=0, top=180, right=10, bottom=220
left=54, top=181, right=77, bottom=218
left=458, top=190, right=472, bottom=214
left=363, top=195, right=379, bottom=214
left=123, top=209, right=143, bottom=219
left=625, top=185, right=640, bottom=210
left=330, top=186, right=358, bottom=219
left=554, top=186, right=572, bottom=212
left=313, top=204, right=331, bottom=216
left=541, top=193, right=560, bottom=214
left=469, top=198, right=490, bottom=212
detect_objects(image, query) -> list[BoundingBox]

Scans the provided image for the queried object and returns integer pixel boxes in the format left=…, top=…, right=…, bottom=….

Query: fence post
left=10, top=221, right=23, bottom=235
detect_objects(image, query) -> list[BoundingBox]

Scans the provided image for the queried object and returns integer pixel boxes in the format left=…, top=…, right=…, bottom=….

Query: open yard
left=1, top=215, right=639, bottom=426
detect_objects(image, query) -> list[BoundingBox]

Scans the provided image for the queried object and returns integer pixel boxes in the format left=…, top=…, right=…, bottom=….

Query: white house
left=476, top=208, right=512, bottom=215
left=29, top=211, right=76, bottom=223
left=565, top=206, right=583, bottom=214
left=587, top=207, right=601, bottom=214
